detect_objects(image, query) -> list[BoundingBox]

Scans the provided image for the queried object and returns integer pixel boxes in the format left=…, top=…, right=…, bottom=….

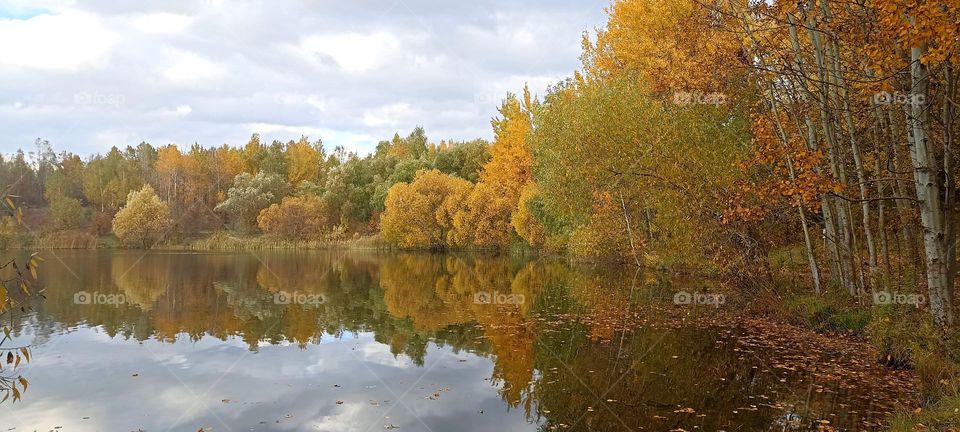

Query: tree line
left=0, top=130, right=489, bottom=244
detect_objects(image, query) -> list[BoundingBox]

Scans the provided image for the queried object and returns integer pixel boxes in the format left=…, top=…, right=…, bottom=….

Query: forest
left=0, top=0, right=958, bottom=427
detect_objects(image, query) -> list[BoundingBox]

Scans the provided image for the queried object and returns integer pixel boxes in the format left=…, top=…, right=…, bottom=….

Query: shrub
left=511, top=184, right=546, bottom=247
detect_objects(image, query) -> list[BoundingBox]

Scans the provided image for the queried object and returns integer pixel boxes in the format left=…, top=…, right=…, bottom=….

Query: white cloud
left=128, top=12, right=192, bottom=34
left=0, top=10, right=115, bottom=71
left=298, top=31, right=401, bottom=73
left=162, top=48, right=225, bottom=84
left=362, top=103, right=416, bottom=128
left=0, top=1, right=608, bottom=156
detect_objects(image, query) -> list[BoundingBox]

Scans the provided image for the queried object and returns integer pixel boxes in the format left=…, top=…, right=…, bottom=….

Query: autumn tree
left=448, top=183, right=515, bottom=248
left=286, top=136, right=325, bottom=185
left=530, top=74, right=748, bottom=264
left=481, top=89, right=535, bottom=204
left=381, top=169, right=473, bottom=249
left=257, top=195, right=331, bottom=240
left=112, top=185, right=173, bottom=248
left=583, top=0, right=741, bottom=95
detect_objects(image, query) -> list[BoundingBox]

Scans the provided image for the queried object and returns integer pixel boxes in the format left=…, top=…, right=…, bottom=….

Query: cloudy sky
left=0, top=0, right=608, bottom=157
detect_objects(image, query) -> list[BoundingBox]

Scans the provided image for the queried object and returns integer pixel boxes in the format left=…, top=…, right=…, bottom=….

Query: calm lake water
left=1, top=250, right=914, bottom=431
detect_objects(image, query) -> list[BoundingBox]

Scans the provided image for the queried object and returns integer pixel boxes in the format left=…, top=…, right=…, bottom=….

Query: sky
left=0, top=0, right=608, bottom=157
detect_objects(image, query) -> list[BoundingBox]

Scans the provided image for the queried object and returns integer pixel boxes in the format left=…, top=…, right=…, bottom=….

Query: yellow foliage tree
left=112, top=185, right=173, bottom=248
left=584, top=0, right=741, bottom=94
left=481, top=89, right=535, bottom=204
left=381, top=169, right=474, bottom=249
left=286, top=136, right=322, bottom=185
left=154, top=145, right=183, bottom=204
left=257, top=195, right=331, bottom=240
left=450, top=183, right=515, bottom=248
left=213, top=145, right=245, bottom=199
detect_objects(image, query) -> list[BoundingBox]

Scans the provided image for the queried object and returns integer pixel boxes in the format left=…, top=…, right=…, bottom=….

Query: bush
left=511, top=184, right=546, bottom=247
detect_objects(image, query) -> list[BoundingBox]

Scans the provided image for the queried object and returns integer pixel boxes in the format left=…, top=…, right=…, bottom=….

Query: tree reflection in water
left=7, top=250, right=915, bottom=430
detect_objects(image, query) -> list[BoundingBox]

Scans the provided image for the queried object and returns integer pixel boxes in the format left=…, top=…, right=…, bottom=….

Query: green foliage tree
left=47, top=196, right=88, bottom=231
left=433, top=139, right=490, bottom=182
left=530, top=75, right=748, bottom=263
left=323, top=154, right=376, bottom=224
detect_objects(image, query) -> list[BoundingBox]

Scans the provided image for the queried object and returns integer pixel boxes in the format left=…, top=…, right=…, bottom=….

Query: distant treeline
left=0, top=129, right=490, bottom=243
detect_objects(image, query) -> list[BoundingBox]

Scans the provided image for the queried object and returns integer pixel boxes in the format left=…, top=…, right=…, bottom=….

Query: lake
left=1, top=250, right=916, bottom=431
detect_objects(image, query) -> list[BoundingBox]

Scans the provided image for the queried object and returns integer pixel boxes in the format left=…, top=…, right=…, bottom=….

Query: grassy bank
left=755, top=285, right=960, bottom=429
left=181, top=231, right=392, bottom=251
left=3, top=230, right=393, bottom=251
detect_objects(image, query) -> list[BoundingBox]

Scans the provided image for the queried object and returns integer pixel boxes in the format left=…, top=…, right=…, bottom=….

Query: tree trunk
left=905, top=43, right=954, bottom=326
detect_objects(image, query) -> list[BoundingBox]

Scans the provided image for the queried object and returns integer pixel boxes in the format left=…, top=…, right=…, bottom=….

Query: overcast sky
left=0, top=0, right=608, bottom=157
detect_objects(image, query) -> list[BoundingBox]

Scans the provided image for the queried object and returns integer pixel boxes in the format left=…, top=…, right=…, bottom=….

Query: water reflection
left=2, top=251, right=913, bottom=431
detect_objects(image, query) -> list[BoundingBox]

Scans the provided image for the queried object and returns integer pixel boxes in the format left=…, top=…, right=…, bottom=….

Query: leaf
left=18, top=377, right=27, bottom=391
left=6, top=351, right=12, bottom=365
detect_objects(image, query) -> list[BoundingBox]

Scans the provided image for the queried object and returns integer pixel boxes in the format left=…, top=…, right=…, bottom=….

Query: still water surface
left=2, top=251, right=914, bottom=431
